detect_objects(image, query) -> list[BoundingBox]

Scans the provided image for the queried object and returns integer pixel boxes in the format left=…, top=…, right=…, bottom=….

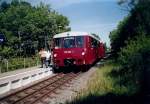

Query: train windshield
left=63, top=36, right=84, bottom=48
left=76, top=36, right=84, bottom=47
left=64, top=37, right=75, bottom=48
left=54, top=36, right=84, bottom=48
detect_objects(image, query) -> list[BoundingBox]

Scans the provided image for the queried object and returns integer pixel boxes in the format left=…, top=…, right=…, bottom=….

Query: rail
left=0, top=72, right=81, bottom=104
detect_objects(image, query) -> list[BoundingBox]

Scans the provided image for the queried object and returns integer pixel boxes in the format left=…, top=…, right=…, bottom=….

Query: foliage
left=0, top=56, right=40, bottom=72
left=109, top=16, right=129, bottom=56
left=0, top=46, right=14, bottom=58
left=118, top=0, right=138, bottom=11
left=0, top=0, right=70, bottom=58
left=118, top=35, right=150, bottom=86
left=109, top=0, right=150, bottom=97
left=110, top=0, right=150, bottom=56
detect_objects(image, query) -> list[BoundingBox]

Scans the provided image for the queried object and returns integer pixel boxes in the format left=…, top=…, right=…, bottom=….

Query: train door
left=98, top=42, right=101, bottom=59
left=93, top=39, right=99, bottom=61
left=86, top=37, right=96, bottom=64
left=98, top=43, right=105, bottom=59
left=100, top=43, right=105, bottom=58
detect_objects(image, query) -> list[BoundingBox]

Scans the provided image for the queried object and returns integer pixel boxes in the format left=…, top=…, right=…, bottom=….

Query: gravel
left=47, top=66, right=98, bottom=104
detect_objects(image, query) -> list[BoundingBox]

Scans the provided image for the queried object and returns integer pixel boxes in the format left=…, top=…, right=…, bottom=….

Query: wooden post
left=6, top=60, right=8, bottom=72
left=24, top=58, right=25, bottom=68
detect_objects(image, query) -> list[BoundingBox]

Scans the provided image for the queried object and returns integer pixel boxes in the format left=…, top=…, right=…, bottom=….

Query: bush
left=0, top=46, right=14, bottom=58
left=0, top=57, right=40, bottom=73
left=118, top=35, right=150, bottom=89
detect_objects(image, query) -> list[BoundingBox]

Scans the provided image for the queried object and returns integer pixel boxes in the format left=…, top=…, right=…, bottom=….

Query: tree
left=0, top=0, right=70, bottom=58
left=0, top=1, right=10, bottom=11
left=110, top=0, right=150, bottom=56
left=118, top=0, right=138, bottom=11
left=109, top=0, right=150, bottom=93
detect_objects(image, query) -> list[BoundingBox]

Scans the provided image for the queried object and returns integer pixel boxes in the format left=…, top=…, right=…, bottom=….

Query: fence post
left=28, top=59, right=30, bottom=67
left=24, top=58, right=25, bottom=68
left=36, top=57, right=39, bottom=66
left=0, top=56, right=1, bottom=73
left=0, top=65, right=1, bottom=73
left=6, top=60, right=8, bottom=72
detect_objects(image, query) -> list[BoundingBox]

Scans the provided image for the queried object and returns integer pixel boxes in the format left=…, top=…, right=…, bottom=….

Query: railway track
left=0, top=72, right=81, bottom=104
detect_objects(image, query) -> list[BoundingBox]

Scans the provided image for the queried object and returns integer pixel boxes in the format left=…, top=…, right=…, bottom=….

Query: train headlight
left=54, top=54, right=57, bottom=57
left=82, top=52, right=85, bottom=56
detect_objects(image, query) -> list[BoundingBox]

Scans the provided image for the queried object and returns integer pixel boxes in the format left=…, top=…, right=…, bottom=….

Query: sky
left=1, top=0, right=128, bottom=47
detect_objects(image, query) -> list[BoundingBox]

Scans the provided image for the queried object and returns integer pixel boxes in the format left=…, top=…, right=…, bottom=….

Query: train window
left=91, top=38, right=93, bottom=47
left=91, top=38, right=98, bottom=47
left=98, top=43, right=100, bottom=47
left=95, top=41, right=98, bottom=47
left=64, top=37, right=75, bottom=48
left=76, top=36, right=84, bottom=47
left=54, top=38, right=62, bottom=48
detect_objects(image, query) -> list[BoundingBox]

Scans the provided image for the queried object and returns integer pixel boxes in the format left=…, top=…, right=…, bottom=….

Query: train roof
left=53, top=31, right=100, bottom=41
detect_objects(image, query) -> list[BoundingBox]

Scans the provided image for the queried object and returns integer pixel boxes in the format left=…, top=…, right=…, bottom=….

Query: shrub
left=118, top=35, right=150, bottom=89
left=0, top=57, right=40, bottom=72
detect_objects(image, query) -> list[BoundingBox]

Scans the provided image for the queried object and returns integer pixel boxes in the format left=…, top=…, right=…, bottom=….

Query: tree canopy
left=0, top=0, right=70, bottom=58
left=109, top=0, right=150, bottom=56
left=109, top=0, right=150, bottom=94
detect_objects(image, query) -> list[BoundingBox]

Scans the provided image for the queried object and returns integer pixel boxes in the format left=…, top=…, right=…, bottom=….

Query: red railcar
left=52, top=31, right=105, bottom=70
left=98, top=42, right=105, bottom=59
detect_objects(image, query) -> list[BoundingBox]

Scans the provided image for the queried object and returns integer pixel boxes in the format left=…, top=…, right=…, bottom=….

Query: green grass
left=0, top=57, right=40, bottom=73
left=79, top=61, right=129, bottom=96
left=66, top=60, right=139, bottom=104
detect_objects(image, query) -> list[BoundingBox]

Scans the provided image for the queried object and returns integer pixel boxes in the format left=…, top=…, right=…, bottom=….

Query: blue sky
left=45, top=0, right=127, bottom=47
left=1, top=0, right=128, bottom=47
left=52, top=1, right=127, bottom=47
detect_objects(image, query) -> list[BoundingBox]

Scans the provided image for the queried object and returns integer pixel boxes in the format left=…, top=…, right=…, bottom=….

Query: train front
left=52, top=34, right=87, bottom=69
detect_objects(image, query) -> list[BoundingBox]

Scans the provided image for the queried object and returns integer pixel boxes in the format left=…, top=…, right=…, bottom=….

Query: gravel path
left=47, top=66, right=98, bottom=104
